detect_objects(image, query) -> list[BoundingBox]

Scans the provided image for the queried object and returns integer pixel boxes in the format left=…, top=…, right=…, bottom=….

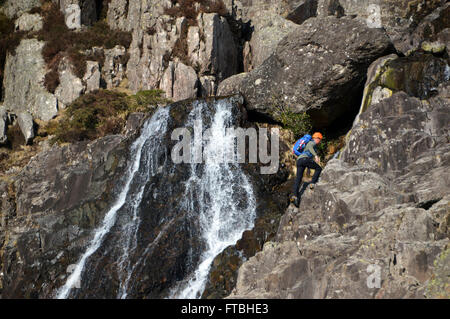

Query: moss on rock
left=426, top=247, right=450, bottom=298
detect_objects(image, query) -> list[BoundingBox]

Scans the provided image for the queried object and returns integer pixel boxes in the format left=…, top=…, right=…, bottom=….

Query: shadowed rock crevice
left=416, top=198, right=442, bottom=211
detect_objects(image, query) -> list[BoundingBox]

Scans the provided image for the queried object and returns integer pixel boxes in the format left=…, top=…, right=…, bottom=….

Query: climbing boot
left=290, top=195, right=300, bottom=208
left=309, top=183, right=316, bottom=190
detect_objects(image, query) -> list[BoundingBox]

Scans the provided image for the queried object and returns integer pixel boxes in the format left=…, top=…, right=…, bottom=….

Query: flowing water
left=56, top=107, right=170, bottom=299
left=56, top=98, right=256, bottom=299
left=169, top=100, right=256, bottom=298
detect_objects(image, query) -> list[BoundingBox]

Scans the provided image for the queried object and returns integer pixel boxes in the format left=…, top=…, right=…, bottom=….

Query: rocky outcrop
left=330, top=0, right=448, bottom=54
left=125, top=15, right=188, bottom=94
left=228, top=80, right=450, bottom=299
left=218, top=15, right=394, bottom=128
left=54, top=0, right=99, bottom=28
left=54, top=58, right=85, bottom=109
left=229, top=0, right=448, bottom=55
left=0, top=95, right=291, bottom=298
left=243, top=11, right=300, bottom=71
left=160, top=61, right=198, bottom=101
left=0, top=0, right=40, bottom=18
left=188, top=12, right=238, bottom=83
left=355, top=51, right=449, bottom=128
left=2, top=39, right=58, bottom=122
left=16, top=112, right=34, bottom=145
left=83, top=61, right=101, bottom=93
left=107, top=1, right=241, bottom=99
left=102, top=45, right=127, bottom=89
left=404, top=2, right=450, bottom=56
left=14, top=13, right=43, bottom=32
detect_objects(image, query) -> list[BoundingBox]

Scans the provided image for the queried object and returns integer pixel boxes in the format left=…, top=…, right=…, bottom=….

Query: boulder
left=16, top=112, right=34, bottom=145
left=83, top=61, right=101, bottom=93
left=285, top=0, right=319, bottom=24
left=2, top=39, right=58, bottom=122
left=14, top=13, right=43, bottom=32
left=159, top=61, right=198, bottom=101
left=54, top=58, right=85, bottom=109
left=218, top=16, right=394, bottom=128
left=243, top=11, right=300, bottom=71
left=102, top=45, right=127, bottom=89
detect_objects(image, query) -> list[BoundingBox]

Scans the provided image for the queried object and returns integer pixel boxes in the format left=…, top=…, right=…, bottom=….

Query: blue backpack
left=292, top=134, right=312, bottom=156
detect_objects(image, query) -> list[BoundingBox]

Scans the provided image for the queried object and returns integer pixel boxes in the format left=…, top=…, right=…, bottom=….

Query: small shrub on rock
left=46, top=89, right=170, bottom=143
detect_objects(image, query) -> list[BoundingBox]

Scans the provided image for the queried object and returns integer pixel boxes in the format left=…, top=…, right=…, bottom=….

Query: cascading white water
left=56, top=107, right=170, bottom=299
left=116, top=110, right=170, bottom=299
left=56, top=98, right=256, bottom=299
left=169, top=99, right=257, bottom=299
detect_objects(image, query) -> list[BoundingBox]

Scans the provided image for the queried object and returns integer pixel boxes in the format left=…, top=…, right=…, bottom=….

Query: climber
left=290, top=132, right=323, bottom=208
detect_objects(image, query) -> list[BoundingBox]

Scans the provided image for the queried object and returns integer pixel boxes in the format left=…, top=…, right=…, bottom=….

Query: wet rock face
left=201, top=124, right=292, bottom=299
left=1, top=95, right=291, bottom=299
left=218, top=15, right=394, bottom=128
left=0, top=133, right=132, bottom=298
left=229, top=81, right=450, bottom=299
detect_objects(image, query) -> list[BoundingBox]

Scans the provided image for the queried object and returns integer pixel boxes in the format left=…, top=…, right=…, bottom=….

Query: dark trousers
left=292, top=157, right=322, bottom=198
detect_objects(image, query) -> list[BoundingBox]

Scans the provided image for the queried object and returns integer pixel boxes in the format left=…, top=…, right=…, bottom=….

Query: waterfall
left=55, top=98, right=256, bottom=299
left=169, top=99, right=257, bottom=298
left=56, top=107, right=170, bottom=299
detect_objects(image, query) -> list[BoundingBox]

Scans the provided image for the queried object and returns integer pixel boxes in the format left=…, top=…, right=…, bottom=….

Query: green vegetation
left=44, top=89, right=170, bottom=144
left=271, top=96, right=312, bottom=140
left=269, top=94, right=347, bottom=163
left=425, top=248, right=450, bottom=299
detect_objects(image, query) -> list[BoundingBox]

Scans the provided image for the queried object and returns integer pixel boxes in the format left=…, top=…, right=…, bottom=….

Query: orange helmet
left=312, top=132, right=323, bottom=140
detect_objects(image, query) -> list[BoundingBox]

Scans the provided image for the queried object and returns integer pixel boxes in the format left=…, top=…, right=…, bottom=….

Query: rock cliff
left=0, top=0, right=449, bottom=299
left=227, top=73, right=450, bottom=300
